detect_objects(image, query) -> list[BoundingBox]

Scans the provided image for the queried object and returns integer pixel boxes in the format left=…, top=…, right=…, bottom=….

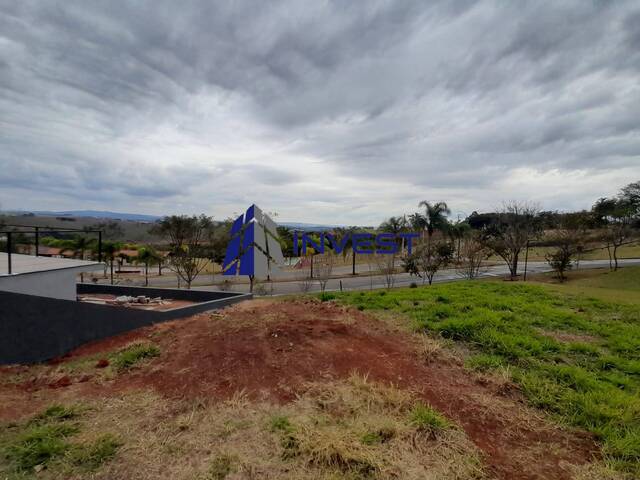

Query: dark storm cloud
left=0, top=0, right=639, bottom=222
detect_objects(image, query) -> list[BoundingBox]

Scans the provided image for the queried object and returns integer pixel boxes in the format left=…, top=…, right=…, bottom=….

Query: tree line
left=385, top=181, right=639, bottom=284
left=3, top=181, right=637, bottom=289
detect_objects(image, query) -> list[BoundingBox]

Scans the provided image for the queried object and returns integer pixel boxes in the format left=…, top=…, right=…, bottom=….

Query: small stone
left=48, top=375, right=72, bottom=388
left=95, top=358, right=110, bottom=368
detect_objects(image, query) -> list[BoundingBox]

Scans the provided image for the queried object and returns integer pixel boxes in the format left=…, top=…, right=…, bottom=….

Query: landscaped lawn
left=533, top=266, right=640, bottom=305
left=336, top=267, right=640, bottom=474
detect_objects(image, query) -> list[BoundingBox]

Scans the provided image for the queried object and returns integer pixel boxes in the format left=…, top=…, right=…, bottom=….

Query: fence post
left=7, top=231, right=12, bottom=274
left=35, top=227, right=39, bottom=256
left=523, top=241, right=530, bottom=281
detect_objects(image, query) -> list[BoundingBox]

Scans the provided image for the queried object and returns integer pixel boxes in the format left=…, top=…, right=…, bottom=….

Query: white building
left=0, top=253, right=103, bottom=301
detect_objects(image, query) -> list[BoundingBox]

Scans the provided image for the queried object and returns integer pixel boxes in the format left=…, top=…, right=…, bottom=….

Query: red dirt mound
left=0, top=299, right=597, bottom=480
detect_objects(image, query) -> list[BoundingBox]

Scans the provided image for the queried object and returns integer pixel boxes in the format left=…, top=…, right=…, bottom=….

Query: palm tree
left=137, top=246, right=160, bottom=287
left=448, top=221, right=471, bottom=263
left=71, top=236, right=93, bottom=282
left=379, top=216, right=407, bottom=234
left=380, top=216, right=409, bottom=253
left=101, top=241, right=122, bottom=285
left=338, top=226, right=359, bottom=275
left=418, top=201, right=451, bottom=244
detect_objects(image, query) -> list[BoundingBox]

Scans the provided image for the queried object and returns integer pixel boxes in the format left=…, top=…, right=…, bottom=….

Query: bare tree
left=480, top=201, right=541, bottom=280
left=296, top=268, right=314, bottom=293
left=374, top=253, right=397, bottom=289
left=315, top=253, right=335, bottom=298
left=456, top=234, right=489, bottom=280
left=151, top=215, right=213, bottom=289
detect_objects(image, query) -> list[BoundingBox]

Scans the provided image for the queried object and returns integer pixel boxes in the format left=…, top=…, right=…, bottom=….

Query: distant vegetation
left=2, top=180, right=638, bottom=289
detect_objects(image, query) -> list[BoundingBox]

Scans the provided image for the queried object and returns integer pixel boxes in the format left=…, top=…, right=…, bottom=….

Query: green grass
left=4, top=423, right=79, bottom=471
left=67, top=434, right=122, bottom=470
left=336, top=270, right=640, bottom=474
left=360, top=427, right=395, bottom=446
left=205, top=454, right=236, bottom=480
left=409, top=402, right=452, bottom=434
left=539, top=266, right=640, bottom=304
left=0, top=404, right=121, bottom=476
left=498, top=243, right=640, bottom=263
left=111, top=342, right=160, bottom=370
left=269, top=415, right=294, bottom=434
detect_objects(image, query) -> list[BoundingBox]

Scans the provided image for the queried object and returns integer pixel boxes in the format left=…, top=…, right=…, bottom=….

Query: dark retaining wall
left=0, top=286, right=251, bottom=365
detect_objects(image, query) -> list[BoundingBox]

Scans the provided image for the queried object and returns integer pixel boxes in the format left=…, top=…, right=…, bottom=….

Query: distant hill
left=278, top=222, right=345, bottom=232
left=2, top=211, right=352, bottom=231
left=10, top=210, right=162, bottom=222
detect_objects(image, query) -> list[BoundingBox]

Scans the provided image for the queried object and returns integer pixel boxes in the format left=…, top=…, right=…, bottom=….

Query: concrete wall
left=0, top=269, right=80, bottom=300
left=0, top=287, right=251, bottom=365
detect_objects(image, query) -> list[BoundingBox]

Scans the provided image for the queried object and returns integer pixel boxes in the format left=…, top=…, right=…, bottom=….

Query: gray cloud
left=1, top=0, right=639, bottom=224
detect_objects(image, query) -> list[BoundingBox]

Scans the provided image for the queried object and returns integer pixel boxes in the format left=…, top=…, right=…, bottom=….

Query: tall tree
left=71, top=235, right=93, bottom=282
left=621, top=181, right=640, bottom=210
left=379, top=216, right=407, bottom=235
left=592, top=197, right=635, bottom=271
left=418, top=201, right=451, bottom=243
left=447, top=221, right=471, bottom=262
left=137, top=246, right=160, bottom=287
left=479, top=201, right=541, bottom=280
left=379, top=215, right=409, bottom=254
left=151, top=215, right=213, bottom=289
left=101, top=241, right=121, bottom=285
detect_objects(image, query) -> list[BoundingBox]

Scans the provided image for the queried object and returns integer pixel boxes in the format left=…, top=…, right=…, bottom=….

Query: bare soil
left=0, top=299, right=599, bottom=480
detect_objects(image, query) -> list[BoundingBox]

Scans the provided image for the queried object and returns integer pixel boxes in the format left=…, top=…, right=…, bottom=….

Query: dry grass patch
left=569, top=462, right=635, bottom=480
left=537, top=329, right=599, bottom=345
left=416, top=334, right=445, bottom=364
left=8, top=376, right=486, bottom=480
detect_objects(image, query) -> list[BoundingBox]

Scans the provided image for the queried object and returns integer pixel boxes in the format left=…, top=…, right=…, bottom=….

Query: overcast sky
left=1, top=1, right=639, bottom=225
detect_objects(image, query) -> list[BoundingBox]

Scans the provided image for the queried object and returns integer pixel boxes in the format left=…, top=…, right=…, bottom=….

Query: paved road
left=188, top=258, right=640, bottom=295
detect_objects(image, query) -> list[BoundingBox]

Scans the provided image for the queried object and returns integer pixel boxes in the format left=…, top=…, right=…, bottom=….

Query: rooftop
left=0, top=253, right=103, bottom=276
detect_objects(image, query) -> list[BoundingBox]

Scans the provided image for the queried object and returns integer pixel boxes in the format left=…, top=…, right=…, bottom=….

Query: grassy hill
left=1, top=268, right=639, bottom=479
left=338, top=267, right=640, bottom=475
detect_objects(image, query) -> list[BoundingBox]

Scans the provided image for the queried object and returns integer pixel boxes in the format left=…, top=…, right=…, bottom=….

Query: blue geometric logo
left=222, top=204, right=284, bottom=278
